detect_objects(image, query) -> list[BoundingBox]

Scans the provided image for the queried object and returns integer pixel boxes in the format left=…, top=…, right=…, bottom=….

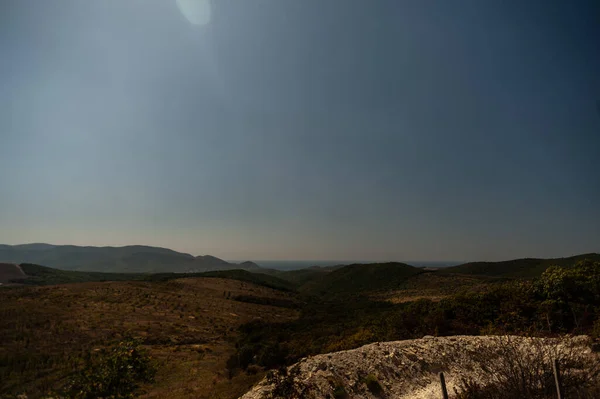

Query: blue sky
left=1, top=0, right=599, bottom=261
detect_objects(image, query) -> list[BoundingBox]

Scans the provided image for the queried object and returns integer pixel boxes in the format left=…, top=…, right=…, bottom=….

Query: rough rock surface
left=239, top=335, right=596, bottom=399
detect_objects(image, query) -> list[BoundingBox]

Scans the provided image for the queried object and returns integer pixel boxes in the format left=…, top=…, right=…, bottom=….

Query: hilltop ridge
left=0, top=244, right=262, bottom=274
left=444, top=253, right=600, bottom=278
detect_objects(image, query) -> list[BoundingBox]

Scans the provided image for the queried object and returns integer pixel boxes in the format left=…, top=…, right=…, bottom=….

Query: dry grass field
left=0, top=277, right=299, bottom=399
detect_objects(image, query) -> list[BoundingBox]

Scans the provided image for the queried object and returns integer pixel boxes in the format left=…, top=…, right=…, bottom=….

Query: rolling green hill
left=146, top=269, right=297, bottom=292
left=275, top=265, right=343, bottom=286
left=8, top=263, right=296, bottom=292
left=444, top=253, right=600, bottom=278
left=300, top=262, right=424, bottom=295
left=16, top=263, right=146, bottom=285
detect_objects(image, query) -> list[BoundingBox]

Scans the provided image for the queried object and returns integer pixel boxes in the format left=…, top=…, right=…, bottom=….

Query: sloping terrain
left=0, top=263, right=25, bottom=284
left=240, top=335, right=598, bottom=399
left=0, top=277, right=299, bottom=398
left=7, top=263, right=295, bottom=292
left=275, top=265, right=343, bottom=286
left=0, top=244, right=263, bottom=273
left=3, top=257, right=600, bottom=398
left=369, top=272, right=505, bottom=303
left=147, top=269, right=296, bottom=292
left=196, top=270, right=296, bottom=292
left=445, top=253, right=600, bottom=278
left=299, top=262, right=423, bottom=296
left=15, top=263, right=146, bottom=285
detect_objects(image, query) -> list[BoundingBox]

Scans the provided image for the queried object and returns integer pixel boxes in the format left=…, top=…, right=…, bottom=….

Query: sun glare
left=176, top=0, right=212, bottom=26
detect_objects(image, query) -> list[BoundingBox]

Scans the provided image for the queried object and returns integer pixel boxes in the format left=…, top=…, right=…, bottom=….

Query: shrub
left=454, top=336, right=600, bottom=399
left=60, top=338, right=156, bottom=399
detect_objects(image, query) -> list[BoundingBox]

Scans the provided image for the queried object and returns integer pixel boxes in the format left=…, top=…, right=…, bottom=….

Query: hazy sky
left=1, top=0, right=599, bottom=261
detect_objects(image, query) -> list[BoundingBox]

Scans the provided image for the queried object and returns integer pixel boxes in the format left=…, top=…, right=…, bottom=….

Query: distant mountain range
left=0, top=244, right=262, bottom=273
left=1, top=244, right=598, bottom=281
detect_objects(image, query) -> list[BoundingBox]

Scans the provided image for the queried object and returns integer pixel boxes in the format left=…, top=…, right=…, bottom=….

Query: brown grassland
left=0, top=278, right=299, bottom=399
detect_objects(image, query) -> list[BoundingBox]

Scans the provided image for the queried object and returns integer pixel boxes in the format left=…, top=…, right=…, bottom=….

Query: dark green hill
left=300, top=262, right=423, bottom=295
left=444, top=253, right=600, bottom=278
left=276, top=265, right=343, bottom=286
left=11, top=243, right=57, bottom=251
left=16, top=263, right=145, bottom=285
left=147, top=269, right=297, bottom=292
left=199, top=270, right=296, bottom=292
left=9, top=263, right=296, bottom=292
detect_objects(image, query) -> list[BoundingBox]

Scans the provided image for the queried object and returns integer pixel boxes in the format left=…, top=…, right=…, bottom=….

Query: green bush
left=60, top=338, right=156, bottom=399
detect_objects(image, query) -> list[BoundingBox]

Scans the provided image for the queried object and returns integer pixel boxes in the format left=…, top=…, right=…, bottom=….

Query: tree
left=61, top=338, right=156, bottom=399
left=536, top=259, right=600, bottom=331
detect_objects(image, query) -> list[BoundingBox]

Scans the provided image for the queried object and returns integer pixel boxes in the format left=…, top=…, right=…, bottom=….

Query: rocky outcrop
left=240, top=335, right=598, bottom=399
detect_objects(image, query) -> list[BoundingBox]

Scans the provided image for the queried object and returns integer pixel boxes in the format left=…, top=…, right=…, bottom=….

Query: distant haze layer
left=230, top=260, right=464, bottom=271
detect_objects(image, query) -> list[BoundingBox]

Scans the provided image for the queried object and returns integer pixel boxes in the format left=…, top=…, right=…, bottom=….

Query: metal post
left=439, top=371, right=449, bottom=399
left=553, top=359, right=564, bottom=399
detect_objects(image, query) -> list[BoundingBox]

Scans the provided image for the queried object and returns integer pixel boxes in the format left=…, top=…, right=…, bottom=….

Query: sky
left=1, top=0, right=599, bottom=261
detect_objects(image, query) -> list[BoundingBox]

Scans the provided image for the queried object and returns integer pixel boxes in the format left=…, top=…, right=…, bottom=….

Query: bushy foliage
left=534, top=259, right=600, bottom=332
left=454, top=336, right=600, bottom=398
left=230, top=259, right=600, bottom=375
left=536, top=260, right=600, bottom=304
left=60, top=338, right=156, bottom=399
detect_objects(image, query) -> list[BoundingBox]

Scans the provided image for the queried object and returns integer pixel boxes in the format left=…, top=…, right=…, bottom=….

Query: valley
left=1, top=251, right=600, bottom=398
